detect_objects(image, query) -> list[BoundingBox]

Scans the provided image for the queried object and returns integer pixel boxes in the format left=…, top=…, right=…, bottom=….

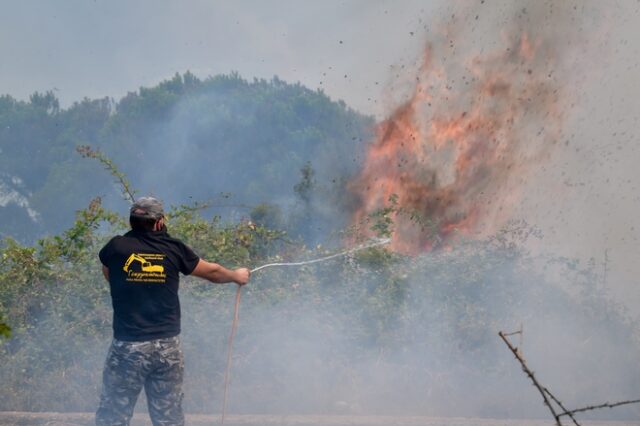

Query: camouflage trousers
left=96, top=336, right=184, bottom=426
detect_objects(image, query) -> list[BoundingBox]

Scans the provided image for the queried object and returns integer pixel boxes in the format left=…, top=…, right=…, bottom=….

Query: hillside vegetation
left=0, top=72, right=373, bottom=242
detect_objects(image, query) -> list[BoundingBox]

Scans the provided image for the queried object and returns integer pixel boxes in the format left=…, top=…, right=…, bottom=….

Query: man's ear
left=154, top=218, right=164, bottom=231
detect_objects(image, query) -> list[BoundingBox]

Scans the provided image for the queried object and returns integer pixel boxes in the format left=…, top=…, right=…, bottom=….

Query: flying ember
left=349, top=25, right=565, bottom=253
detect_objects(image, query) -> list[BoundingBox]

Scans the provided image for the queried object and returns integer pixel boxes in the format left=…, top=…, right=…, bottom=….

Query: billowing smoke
left=349, top=1, right=589, bottom=253
left=175, top=236, right=640, bottom=420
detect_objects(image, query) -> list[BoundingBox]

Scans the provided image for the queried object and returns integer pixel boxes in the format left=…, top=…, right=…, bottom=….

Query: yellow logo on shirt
left=123, top=253, right=166, bottom=283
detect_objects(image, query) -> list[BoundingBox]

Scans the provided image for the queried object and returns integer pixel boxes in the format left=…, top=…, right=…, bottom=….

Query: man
left=96, top=196, right=250, bottom=426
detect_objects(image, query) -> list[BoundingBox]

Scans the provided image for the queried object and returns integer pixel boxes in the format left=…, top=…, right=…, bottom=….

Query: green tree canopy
left=0, top=72, right=373, bottom=244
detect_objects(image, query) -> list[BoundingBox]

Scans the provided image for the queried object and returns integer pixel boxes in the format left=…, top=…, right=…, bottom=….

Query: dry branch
left=543, top=386, right=580, bottom=426
left=499, top=329, right=640, bottom=426
left=559, top=399, right=640, bottom=418
left=498, top=331, right=562, bottom=425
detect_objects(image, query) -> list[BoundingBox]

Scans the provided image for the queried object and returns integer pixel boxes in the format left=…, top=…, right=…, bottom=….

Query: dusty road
left=0, top=412, right=638, bottom=426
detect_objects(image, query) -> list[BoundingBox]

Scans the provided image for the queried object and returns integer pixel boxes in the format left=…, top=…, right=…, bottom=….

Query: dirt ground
left=0, top=412, right=639, bottom=426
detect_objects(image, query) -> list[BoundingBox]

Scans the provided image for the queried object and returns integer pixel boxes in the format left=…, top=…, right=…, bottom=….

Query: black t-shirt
left=98, top=228, right=200, bottom=341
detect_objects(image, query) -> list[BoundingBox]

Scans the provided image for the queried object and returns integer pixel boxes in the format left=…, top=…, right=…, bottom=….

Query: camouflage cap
left=130, top=196, right=164, bottom=220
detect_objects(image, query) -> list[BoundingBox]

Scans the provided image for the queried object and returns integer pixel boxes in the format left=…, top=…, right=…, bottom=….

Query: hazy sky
left=1, top=0, right=639, bottom=316
left=0, top=0, right=434, bottom=117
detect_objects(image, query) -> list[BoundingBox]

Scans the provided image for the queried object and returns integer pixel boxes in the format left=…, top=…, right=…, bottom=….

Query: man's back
left=99, top=228, right=199, bottom=341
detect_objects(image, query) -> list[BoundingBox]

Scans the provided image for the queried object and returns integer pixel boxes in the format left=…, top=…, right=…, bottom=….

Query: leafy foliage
left=0, top=194, right=285, bottom=411
left=0, top=193, right=638, bottom=418
left=76, top=146, right=137, bottom=203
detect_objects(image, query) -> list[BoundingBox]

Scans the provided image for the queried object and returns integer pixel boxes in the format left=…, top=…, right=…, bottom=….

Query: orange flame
left=349, top=30, right=563, bottom=253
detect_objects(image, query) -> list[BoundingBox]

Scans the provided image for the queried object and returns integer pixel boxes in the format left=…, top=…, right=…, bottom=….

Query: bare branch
left=543, top=387, right=580, bottom=426
left=498, top=331, right=563, bottom=426
left=559, top=399, right=640, bottom=418
left=500, top=329, right=640, bottom=425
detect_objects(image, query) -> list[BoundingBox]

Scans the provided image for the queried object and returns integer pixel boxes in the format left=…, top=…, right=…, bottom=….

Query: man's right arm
left=190, top=259, right=250, bottom=285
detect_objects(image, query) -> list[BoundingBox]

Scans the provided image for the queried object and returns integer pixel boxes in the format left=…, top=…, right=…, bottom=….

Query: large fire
left=349, top=21, right=564, bottom=253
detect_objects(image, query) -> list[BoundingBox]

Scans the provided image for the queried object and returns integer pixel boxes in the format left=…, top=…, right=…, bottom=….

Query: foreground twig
left=543, top=386, right=580, bottom=426
left=498, top=331, right=562, bottom=425
left=559, top=399, right=640, bottom=418
left=499, top=329, right=640, bottom=426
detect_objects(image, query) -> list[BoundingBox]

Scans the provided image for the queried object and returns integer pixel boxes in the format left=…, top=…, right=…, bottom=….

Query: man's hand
left=234, top=268, right=250, bottom=286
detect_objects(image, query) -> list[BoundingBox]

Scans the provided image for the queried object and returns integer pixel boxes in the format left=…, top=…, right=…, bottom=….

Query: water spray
left=220, top=237, right=391, bottom=425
